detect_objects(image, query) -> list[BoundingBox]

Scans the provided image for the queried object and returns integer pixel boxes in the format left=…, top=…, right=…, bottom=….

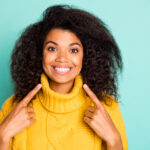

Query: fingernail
left=83, top=84, right=87, bottom=88
left=38, top=84, right=42, bottom=88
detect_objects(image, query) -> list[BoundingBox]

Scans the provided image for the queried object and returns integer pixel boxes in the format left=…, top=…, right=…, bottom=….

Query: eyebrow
left=44, top=41, right=82, bottom=47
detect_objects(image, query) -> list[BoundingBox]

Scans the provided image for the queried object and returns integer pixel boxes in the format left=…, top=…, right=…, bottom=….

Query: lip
left=52, top=66, right=72, bottom=75
left=52, top=65, right=72, bottom=68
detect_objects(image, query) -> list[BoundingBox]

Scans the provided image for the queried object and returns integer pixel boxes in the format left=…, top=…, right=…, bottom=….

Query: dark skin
left=0, top=84, right=42, bottom=150
left=42, top=28, right=83, bottom=94
left=83, top=84, right=123, bottom=150
left=0, top=28, right=123, bottom=150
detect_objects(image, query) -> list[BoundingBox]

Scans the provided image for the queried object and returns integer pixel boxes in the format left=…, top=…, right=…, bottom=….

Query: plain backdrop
left=0, top=0, right=150, bottom=149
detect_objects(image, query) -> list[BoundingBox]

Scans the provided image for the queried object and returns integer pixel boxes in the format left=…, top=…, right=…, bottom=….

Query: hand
left=0, top=84, right=42, bottom=141
left=83, top=84, right=122, bottom=148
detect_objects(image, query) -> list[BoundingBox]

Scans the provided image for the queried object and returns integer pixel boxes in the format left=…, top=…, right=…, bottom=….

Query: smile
left=52, top=66, right=72, bottom=75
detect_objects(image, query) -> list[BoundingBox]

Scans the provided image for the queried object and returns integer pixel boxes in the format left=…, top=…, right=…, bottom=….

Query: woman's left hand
left=83, top=84, right=123, bottom=150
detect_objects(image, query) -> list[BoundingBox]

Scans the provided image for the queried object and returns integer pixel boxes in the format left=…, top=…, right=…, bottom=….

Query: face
left=42, top=28, right=83, bottom=85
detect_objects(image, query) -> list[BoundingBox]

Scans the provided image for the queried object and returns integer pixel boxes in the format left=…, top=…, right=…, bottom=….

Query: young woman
left=0, top=5, right=128, bottom=150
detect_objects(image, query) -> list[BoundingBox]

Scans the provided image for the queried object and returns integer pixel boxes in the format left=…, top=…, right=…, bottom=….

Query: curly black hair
left=10, top=5, right=123, bottom=105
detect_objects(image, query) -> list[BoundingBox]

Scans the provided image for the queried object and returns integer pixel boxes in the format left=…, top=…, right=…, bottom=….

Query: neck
left=49, top=79, right=75, bottom=94
left=37, top=72, right=87, bottom=113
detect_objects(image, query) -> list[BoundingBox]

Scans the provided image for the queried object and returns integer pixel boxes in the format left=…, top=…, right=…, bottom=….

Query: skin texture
left=42, top=28, right=123, bottom=149
left=42, top=28, right=83, bottom=94
left=0, top=84, right=42, bottom=150
left=83, top=84, right=123, bottom=150
left=0, top=28, right=123, bottom=150
left=11, top=5, right=123, bottom=106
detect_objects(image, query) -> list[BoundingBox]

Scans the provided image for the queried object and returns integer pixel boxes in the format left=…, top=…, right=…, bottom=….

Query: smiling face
left=42, top=28, right=83, bottom=86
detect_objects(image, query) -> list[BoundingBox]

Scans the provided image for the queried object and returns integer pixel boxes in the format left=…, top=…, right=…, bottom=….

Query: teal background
left=0, top=0, right=150, bottom=149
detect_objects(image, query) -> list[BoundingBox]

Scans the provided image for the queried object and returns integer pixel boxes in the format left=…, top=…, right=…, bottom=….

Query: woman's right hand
left=0, top=84, right=42, bottom=142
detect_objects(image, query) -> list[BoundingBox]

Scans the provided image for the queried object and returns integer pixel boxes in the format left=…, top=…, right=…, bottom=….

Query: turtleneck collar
left=36, top=72, right=87, bottom=113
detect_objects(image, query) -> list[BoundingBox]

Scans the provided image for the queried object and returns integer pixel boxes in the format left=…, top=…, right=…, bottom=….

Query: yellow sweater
left=0, top=73, right=128, bottom=150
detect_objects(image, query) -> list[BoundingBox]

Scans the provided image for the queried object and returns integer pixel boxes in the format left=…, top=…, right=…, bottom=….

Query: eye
left=70, top=48, right=79, bottom=53
left=47, top=46, right=56, bottom=51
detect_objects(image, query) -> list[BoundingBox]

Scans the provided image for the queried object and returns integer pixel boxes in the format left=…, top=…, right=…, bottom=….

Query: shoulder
left=88, top=93, right=123, bottom=122
left=88, top=93, right=120, bottom=112
left=0, top=95, right=17, bottom=116
left=100, top=94, right=125, bottom=123
left=86, top=94, right=128, bottom=149
left=101, top=94, right=120, bottom=113
left=1, top=95, right=16, bottom=108
left=102, top=95, right=128, bottom=149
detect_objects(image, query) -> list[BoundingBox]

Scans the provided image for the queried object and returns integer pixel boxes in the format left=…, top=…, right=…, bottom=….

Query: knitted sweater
left=0, top=73, right=128, bottom=150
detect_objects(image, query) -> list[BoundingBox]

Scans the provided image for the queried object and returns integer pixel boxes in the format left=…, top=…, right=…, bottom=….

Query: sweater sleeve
left=102, top=97, right=128, bottom=150
left=0, top=95, right=16, bottom=124
left=0, top=95, right=16, bottom=150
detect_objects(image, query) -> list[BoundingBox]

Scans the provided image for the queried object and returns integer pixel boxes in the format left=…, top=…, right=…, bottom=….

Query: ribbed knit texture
left=38, top=72, right=87, bottom=113
left=0, top=72, right=128, bottom=150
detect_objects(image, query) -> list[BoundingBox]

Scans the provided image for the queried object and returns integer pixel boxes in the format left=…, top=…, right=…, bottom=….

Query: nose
left=55, top=49, right=68, bottom=63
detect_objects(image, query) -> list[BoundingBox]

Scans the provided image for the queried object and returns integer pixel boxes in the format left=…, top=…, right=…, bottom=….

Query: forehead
left=44, top=28, right=82, bottom=45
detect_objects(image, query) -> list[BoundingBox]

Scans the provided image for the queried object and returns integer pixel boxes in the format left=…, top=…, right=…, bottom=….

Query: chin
left=47, top=73, right=76, bottom=84
left=43, top=66, right=81, bottom=84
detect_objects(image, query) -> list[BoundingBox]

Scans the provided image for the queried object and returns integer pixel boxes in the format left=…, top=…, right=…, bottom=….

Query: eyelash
left=47, top=47, right=79, bottom=53
left=70, top=48, right=79, bottom=53
left=47, top=47, right=56, bottom=51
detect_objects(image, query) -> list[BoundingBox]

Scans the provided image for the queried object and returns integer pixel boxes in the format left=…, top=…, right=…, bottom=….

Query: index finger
left=83, top=84, right=102, bottom=109
left=19, top=84, right=42, bottom=106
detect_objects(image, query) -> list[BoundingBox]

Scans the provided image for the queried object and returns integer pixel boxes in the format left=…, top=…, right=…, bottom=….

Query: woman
left=0, top=5, right=128, bottom=150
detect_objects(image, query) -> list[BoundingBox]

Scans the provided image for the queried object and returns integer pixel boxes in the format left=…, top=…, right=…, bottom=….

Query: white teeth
left=54, top=67, right=70, bottom=72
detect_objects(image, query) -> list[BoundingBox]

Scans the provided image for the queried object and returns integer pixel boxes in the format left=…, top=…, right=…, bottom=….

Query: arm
left=0, top=84, right=42, bottom=150
left=83, top=85, right=128, bottom=150
left=104, top=99, right=128, bottom=150
left=0, top=127, right=11, bottom=150
left=106, top=131, right=123, bottom=150
left=0, top=96, right=14, bottom=150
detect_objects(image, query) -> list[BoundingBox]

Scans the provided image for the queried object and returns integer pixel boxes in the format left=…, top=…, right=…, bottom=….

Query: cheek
left=73, top=54, right=83, bottom=67
left=42, top=52, right=53, bottom=64
left=42, top=54, right=52, bottom=71
left=42, top=55, right=48, bottom=66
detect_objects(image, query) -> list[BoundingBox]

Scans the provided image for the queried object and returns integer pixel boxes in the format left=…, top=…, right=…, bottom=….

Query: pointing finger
left=83, top=84, right=102, bottom=109
left=19, top=84, right=42, bottom=107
